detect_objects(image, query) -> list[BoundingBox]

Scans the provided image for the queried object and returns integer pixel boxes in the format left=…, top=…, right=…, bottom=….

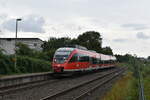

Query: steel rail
left=41, top=68, right=125, bottom=100
left=73, top=68, right=125, bottom=100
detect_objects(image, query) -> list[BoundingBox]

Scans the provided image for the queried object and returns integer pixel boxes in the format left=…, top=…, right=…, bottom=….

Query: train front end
left=52, top=48, right=74, bottom=73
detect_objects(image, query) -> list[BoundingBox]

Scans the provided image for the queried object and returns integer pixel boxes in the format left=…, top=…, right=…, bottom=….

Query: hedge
left=0, top=54, right=51, bottom=75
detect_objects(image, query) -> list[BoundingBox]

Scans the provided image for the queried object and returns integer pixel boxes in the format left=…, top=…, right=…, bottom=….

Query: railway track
left=0, top=79, right=59, bottom=95
left=41, top=67, right=125, bottom=100
left=0, top=67, right=125, bottom=100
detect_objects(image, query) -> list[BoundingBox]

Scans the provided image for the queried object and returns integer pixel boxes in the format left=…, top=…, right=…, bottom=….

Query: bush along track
left=0, top=54, right=51, bottom=75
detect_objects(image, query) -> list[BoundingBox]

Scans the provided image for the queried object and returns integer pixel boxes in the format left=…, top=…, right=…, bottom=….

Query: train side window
left=98, top=59, right=103, bottom=64
left=91, top=57, right=94, bottom=64
left=110, top=60, right=112, bottom=64
left=103, top=60, right=107, bottom=64
left=91, top=57, right=97, bottom=64
left=69, top=54, right=78, bottom=62
left=96, top=58, right=99, bottom=64
left=79, top=54, right=89, bottom=62
left=83, top=56, right=89, bottom=62
left=105, top=60, right=110, bottom=64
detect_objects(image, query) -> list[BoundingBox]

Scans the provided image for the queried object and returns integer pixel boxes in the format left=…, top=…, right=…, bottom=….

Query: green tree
left=77, top=31, right=102, bottom=53
left=42, top=37, right=73, bottom=52
left=147, top=56, right=150, bottom=60
left=101, top=46, right=113, bottom=55
left=42, top=37, right=75, bottom=60
left=115, top=54, right=134, bottom=62
left=41, top=31, right=114, bottom=57
left=16, top=42, right=34, bottom=56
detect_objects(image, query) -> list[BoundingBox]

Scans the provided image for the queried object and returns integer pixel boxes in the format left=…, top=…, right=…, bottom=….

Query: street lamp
left=15, top=18, right=22, bottom=70
left=16, top=18, right=22, bottom=38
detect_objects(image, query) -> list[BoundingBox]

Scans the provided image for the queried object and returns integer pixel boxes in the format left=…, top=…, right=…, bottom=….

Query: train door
left=88, top=56, right=93, bottom=70
left=78, top=53, right=90, bottom=70
left=67, top=53, right=78, bottom=70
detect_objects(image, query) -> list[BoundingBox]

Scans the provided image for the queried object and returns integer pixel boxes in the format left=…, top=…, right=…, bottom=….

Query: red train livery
left=52, top=45, right=116, bottom=73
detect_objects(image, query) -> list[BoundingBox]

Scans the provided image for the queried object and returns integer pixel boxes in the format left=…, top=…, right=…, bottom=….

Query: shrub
left=16, top=42, right=54, bottom=61
left=17, top=56, right=51, bottom=73
left=16, top=42, right=34, bottom=56
left=0, top=55, right=15, bottom=74
left=0, top=55, right=51, bottom=75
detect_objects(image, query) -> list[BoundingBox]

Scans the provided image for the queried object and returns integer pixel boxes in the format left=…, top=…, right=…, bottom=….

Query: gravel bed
left=48, top=68, right=123, bottom=100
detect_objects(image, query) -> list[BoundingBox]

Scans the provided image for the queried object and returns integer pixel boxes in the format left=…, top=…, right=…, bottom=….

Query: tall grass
left=102, top=72, right=138, bottom=100
left=142, top=63, right=150, bottom=100
left=144, top=77, right=150, bottom=100
left=103, top=59, right=150, bottom=100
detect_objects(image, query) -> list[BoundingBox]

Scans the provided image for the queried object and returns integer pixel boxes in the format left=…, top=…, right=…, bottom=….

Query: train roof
left=64, top=45, right=87, bottom=50
left=56, top=47, right=116, bottom=61
left=56, top=47, right=75, bottom=52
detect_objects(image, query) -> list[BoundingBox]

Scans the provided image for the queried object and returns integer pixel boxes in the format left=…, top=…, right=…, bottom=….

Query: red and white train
left=52, top=45, right=116, bottom=74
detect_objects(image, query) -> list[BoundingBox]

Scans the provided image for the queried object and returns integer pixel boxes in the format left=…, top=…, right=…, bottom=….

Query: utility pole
left=14, top=18, right=22, bottom=70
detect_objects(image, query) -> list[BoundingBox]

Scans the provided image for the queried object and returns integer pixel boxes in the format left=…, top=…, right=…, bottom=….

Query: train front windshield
left=54, top=51, right=71, bottom=64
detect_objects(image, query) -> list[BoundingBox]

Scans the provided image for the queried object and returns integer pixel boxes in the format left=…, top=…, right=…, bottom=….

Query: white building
left=0, top=38, right=43, bottom=55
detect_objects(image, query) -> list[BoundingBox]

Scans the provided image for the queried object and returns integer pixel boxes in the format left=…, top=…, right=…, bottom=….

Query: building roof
left=0, top=38, right=43, bottom=42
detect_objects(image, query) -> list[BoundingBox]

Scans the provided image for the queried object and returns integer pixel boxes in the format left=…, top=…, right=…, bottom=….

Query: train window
left=54, top=51, right=72, bottom=64
left=78, top=53, right=89, bottom=62
left=69, top=53, right=78, bottom=62
left=98, top=59, right=103, bottom=64
left=79, top=56, right=89, bottom=62
left=109, top=60, right=112, bottom=64
left=95, top=58, right=98, bottom=64
left=106, top=61, right=108, bottom=64
left=104, top=60, right=110, bottom=64
left=91, top=57, right=97, bottom=64
left=110, top=60, right=113, bottom=64
left=103, top=61, right=105, bottom=64
left=103, top=60, right=107, bottom=64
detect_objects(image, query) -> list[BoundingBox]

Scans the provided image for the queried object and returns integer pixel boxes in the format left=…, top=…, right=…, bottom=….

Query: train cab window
left=69, top=54, right=78, bottom=63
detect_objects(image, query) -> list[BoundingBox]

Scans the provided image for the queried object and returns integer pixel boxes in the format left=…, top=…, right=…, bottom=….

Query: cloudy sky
left=0, top=0, right=150, bottom=57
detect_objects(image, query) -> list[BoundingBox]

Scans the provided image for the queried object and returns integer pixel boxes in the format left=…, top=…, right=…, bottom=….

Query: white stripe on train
left=63, top=65, right=115, bottom=72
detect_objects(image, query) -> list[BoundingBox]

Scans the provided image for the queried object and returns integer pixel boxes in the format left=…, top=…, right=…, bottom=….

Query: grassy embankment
left=102, top=62, right=150, bottom=100
left=102, top=71, right=138, bottom=100
left=142, top=62, right=150, bottom=100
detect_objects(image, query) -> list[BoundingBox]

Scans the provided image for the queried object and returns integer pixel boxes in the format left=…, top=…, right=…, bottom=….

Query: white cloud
left=0, top=0, right=150, bottom=57
left=113, top=38, right=128, bottom=42
left=121, top=24, right=149, bottom=30
left=2, top=15, right=45, bottom=33
left=136, top=32, right=150, bottom=39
